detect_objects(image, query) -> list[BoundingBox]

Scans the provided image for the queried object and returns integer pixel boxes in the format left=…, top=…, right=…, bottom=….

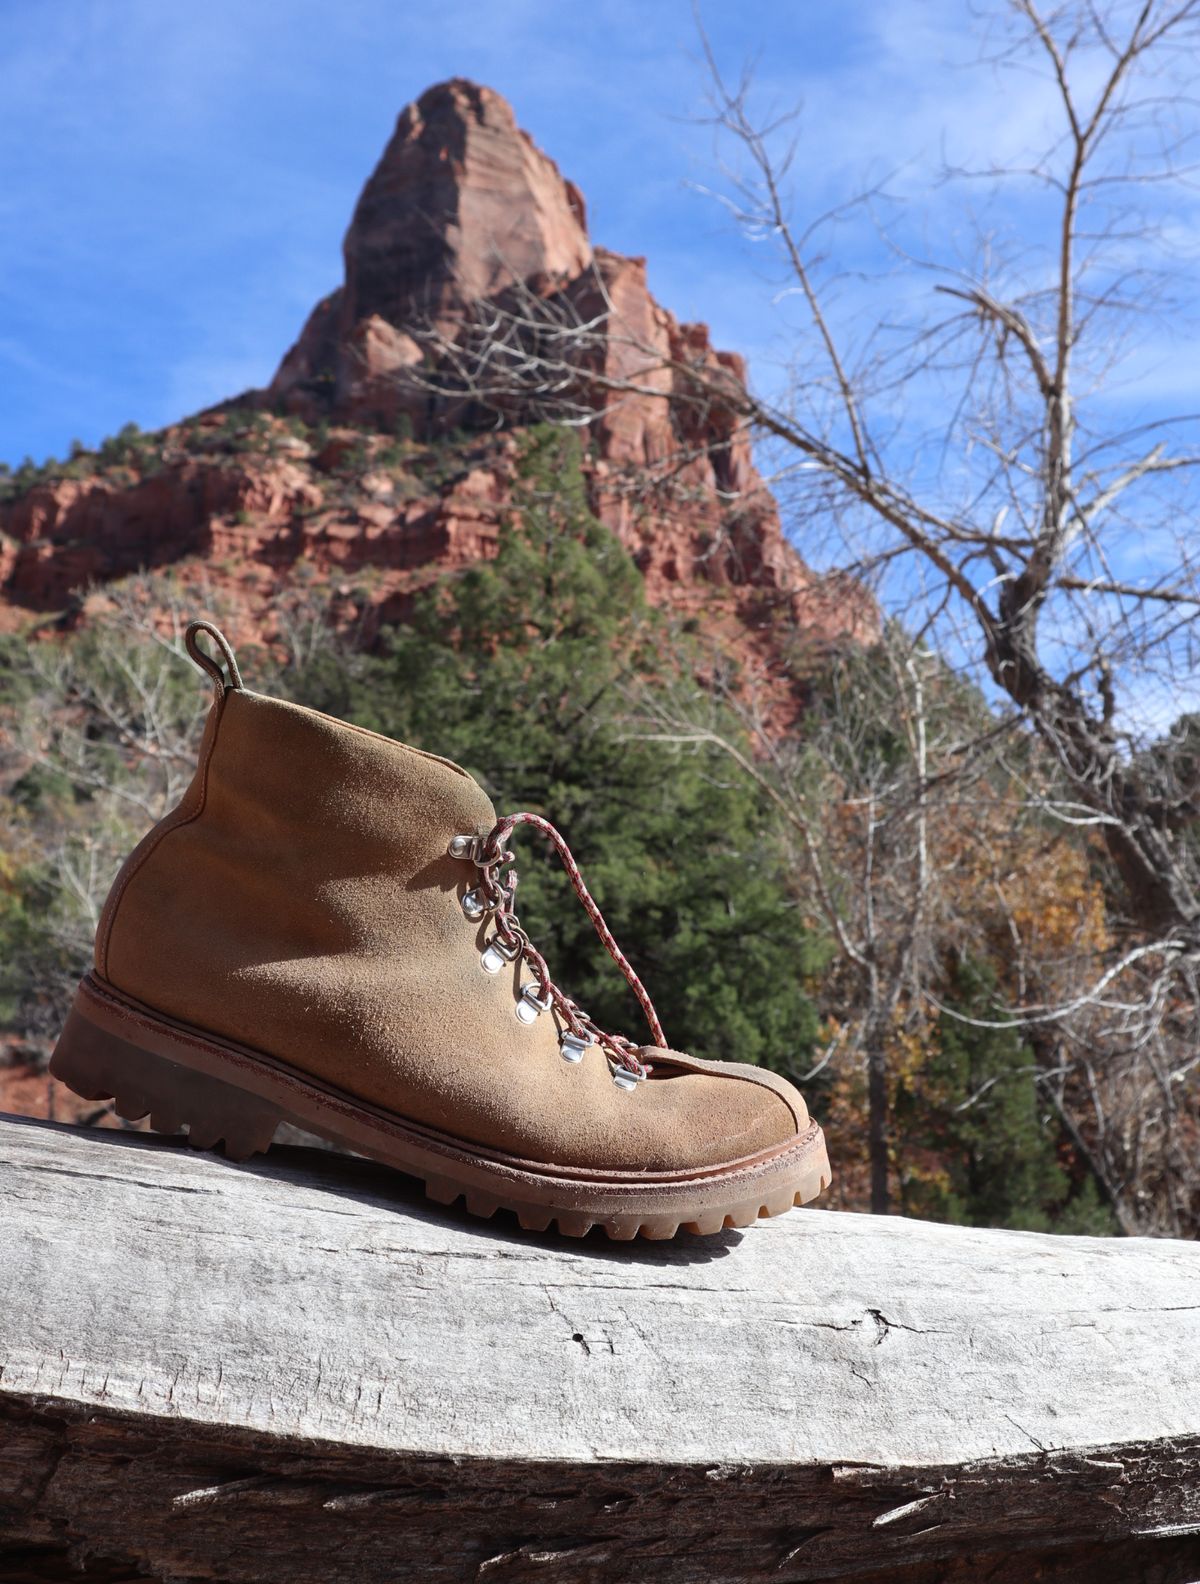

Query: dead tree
left=387, top=1, right=1200, bottom=1234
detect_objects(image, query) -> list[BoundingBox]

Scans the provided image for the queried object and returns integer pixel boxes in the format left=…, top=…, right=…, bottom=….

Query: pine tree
left=898, top=955, right=1114, bottom=1233
left=299, top=426, right=826, bottom=1072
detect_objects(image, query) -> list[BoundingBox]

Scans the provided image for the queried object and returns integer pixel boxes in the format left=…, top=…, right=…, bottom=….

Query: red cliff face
left=273, top=78, right=592, bottom=405
left=0, top=79, right=876, bottom=707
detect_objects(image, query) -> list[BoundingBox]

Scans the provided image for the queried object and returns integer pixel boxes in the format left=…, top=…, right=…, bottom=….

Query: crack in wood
left=4, top=1117, right=1200, bottom=1583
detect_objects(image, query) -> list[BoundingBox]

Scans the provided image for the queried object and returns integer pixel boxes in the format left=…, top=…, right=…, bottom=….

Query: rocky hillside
left=0, top=79, right=872, bottom=710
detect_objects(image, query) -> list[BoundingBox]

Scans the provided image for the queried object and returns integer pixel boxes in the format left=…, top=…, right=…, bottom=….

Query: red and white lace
left=454, top=813, right=665, bottom=1080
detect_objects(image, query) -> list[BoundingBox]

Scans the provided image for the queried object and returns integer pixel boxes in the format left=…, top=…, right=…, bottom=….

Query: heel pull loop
left=185, top=620, right=244, bottom=695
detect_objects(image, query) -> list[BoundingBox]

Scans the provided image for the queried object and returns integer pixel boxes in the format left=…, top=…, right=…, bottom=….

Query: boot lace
left=453, top=813, right=666, bottom=1081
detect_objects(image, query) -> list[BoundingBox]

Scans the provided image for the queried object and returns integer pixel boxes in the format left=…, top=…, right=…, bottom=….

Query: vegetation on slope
left=0, top=425, right=1125, bottom=1234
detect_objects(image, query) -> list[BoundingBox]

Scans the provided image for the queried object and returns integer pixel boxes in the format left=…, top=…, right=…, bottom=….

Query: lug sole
left=49, top=974, right=832, bottom=1241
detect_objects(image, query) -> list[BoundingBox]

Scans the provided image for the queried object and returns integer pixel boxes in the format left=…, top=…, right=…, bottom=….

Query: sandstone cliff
left=0, top=78, right=875, bottom=704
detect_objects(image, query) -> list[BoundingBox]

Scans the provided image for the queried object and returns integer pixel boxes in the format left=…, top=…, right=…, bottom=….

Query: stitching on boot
left=96, top=689, right=229, bottom=979
left=650, top=1048, right=808, bottom=1132
left=77, top=972, right=821, bottom=1186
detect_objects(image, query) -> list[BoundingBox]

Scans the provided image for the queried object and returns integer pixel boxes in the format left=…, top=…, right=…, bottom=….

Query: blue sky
left=0, top=0, right=845, bottom=463
left=5, top=0, right=1196, bottom=463
left=0, top=0, right=1103, bottom=460
left=3, top=1, right=1198, bottom=730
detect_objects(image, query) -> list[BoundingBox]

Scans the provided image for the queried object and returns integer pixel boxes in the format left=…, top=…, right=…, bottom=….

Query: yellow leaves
left=816, top=1009, right=946, bottom=1212
left=893, top=1025, right=934, bottom=1087
left=940, top=795, right=1111, bottom=1000
left=1006, top=840, right=1109, bottom=957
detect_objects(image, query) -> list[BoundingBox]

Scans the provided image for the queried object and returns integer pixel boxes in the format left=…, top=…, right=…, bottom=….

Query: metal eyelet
left=560, top=1031, right=592, bottom=1064
left=461, top=888, right=490, bottom=921
left=515, top=984, right=553, bottom=1024
left=481, top=936, right=521, bottom=974
left=448, top=833, right=477, bottom=860
left=611, top=1064, right=646, bottom=1092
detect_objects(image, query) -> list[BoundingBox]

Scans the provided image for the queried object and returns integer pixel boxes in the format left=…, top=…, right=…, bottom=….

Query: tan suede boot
left=50, top=621, right=830, bottom=1239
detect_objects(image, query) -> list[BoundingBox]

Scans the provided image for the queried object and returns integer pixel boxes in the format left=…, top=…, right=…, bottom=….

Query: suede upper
left=96, top=680, right=809, bottom=1173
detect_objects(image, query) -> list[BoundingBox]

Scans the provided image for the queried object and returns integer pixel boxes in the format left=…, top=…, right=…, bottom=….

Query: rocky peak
left=346, top=80, right=591, bottom=329
left=0, top=81, right=875, bottom=719
left=271, top=80, right=593, bottom=413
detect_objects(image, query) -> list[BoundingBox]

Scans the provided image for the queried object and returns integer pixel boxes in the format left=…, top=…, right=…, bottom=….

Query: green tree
left=292, top=426, right=826, bottom=1072
left=898, top=955, right=1114, bottom=1233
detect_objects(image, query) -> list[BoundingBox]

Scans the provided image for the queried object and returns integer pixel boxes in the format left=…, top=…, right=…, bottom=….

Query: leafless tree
left=0, top=579, right=218, bottom=1050
left=629, top=632, right=962, bottom=1212
left=386, top=0, right=1200, bottom=1228
left=701, top=1, right=1200, bottom=925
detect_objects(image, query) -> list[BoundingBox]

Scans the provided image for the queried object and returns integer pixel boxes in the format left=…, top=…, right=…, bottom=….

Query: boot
left=50, top=621, right=831, bottom=1239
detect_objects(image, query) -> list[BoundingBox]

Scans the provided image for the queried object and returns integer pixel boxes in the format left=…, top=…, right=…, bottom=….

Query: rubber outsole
left=49, top=973, right=832, bottom=1241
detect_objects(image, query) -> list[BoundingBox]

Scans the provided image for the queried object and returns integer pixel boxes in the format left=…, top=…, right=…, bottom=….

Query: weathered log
left=1, top=1111, right=1198, bottom=1584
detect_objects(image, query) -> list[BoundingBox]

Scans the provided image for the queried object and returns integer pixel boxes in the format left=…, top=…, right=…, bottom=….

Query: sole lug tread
left=516, top=1204, right=555, bottom=1232
left=554, top=1212, right=595, bottom=1238
left=49, top=985, right=832, bottom=1242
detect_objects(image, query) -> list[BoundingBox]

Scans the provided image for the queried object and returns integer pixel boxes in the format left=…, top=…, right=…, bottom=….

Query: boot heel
left=49, top=1002, right=283, bottom=1162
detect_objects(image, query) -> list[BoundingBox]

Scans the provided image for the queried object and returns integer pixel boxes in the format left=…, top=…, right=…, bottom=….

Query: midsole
left=72, top=973, right=826, bottom=1196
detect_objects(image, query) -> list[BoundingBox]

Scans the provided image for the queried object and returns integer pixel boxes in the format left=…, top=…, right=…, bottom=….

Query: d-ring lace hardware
left=461, top=887, right=492, bottom=922
left=448, top=813, right=666, bottom=1083
left=480, top=933, right=523, bottom=974
left=560, top=1030, right=592, bottom=1064
left=611, top=1062, right=647, bottom=1092
left=516, top=983, right=553, bottom=1024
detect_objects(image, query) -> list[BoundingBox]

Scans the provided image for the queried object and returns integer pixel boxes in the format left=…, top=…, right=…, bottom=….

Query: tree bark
left=866, top=1019, right=890, bottom=1216
left=2, top=1113, right=1199, bottom=1583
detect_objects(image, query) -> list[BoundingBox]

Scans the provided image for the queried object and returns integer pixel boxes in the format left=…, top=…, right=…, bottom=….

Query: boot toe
left=637, top=1050, right=809, bottom=1171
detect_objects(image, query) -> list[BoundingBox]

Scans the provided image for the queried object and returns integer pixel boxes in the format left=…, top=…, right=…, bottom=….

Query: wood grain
left=2, top=1112, right=1198, bottom=1582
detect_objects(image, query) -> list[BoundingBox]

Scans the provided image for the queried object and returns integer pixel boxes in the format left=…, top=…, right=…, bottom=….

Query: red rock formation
left=0, top=77, right=876, bottom=695
left=271, top=80, right=591, bottom=421
left=0, top=81, right=880, bottom=1129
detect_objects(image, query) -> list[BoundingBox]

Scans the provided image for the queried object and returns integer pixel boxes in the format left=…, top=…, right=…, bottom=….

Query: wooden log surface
left=1, top=1111, right=1199, bottom=1583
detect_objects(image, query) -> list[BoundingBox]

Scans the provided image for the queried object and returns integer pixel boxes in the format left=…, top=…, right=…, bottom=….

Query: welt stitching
left=79, top=974, right=817, bottom=1185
